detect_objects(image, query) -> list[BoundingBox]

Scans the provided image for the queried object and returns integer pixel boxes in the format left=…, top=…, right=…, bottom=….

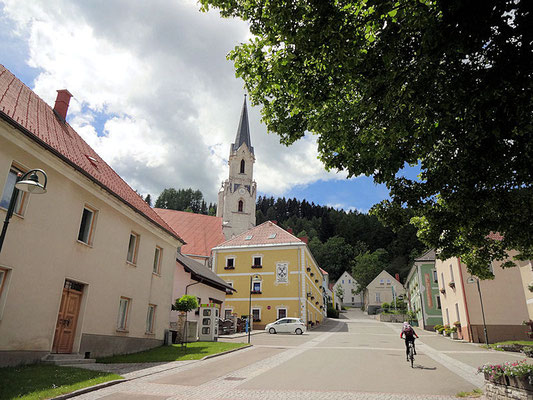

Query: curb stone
left=51, top=378, right=126, bottom=400
left=202, top=344, right=253, bottom=360
left=52, top=345, right=253, bottom=399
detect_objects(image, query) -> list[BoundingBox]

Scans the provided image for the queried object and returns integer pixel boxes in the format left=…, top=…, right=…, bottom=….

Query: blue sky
left=0, top=1, right=420, bottom=214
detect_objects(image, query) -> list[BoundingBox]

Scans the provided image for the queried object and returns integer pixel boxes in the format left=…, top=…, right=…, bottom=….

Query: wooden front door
left=52, top=281, right=83, bottom=353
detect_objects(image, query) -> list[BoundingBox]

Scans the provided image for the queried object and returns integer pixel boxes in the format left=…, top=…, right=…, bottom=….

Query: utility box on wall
left=198, top=304, right=219, bottom=342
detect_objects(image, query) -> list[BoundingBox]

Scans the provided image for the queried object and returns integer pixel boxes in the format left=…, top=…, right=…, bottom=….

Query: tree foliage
left=173, top=295, right=199, bottom=313
left=352, top=249, right=389, bottom=294
left=154, top=188, right=216, bottom=215
left=200, top=0, right=533, bottom=277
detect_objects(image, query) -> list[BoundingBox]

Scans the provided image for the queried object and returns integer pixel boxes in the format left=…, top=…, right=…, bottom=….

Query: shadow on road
left=413, top=364, right=437, bottom=370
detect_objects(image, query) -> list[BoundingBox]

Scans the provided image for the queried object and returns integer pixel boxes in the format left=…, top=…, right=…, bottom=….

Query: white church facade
left=217, top=96, right=257, bottom=239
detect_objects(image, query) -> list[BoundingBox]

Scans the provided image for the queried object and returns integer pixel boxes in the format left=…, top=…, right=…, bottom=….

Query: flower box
left=448, top=282, right=455, bottom=289
left=440, top=288, right=446, bottom=294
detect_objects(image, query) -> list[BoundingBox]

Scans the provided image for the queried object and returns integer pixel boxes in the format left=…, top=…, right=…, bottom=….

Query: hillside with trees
left=154, top=188, right=425, bottom=284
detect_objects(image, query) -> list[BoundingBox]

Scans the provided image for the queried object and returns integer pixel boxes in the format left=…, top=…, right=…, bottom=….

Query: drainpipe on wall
left=457, top=257, right=472, bottom=341
left=417, top=264, right=427, bottom=330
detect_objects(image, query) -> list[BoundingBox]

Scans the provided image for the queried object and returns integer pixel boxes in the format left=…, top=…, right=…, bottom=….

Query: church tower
left=217, top=96, right=257, bottom=239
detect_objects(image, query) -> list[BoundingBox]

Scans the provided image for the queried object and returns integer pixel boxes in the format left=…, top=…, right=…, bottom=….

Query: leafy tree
left=155, top=188, right=206, bottom=214
left=335, top=286, right=344, bottom=303
left=173, top=295, right=199, bottom=313
left=310, top=236, right=354, bottom=282
left=352, top=249, right=388, bottom=305
left=200, top=0, right=533, bottom=277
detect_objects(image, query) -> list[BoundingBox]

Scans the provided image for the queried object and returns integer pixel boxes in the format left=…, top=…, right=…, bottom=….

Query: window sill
left=224, top=266, right=235, bottom=270
left=126, top=261, right=137, bottom=267
left=76, top=240, right=93, bottom=248
left=0, top=207, right=24, bottom=219
left=152, top=272, right=161, bottom=277
left=116, top=329, right=129, bottom=333
left=144, top=332, right=155, bottom=336
left=251, top=291, right=262, bottom=294
left=251, top=265, right=262, bottom=269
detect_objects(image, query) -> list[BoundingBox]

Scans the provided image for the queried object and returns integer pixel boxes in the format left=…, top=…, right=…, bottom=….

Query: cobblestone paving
left=70, top=314, right=491, bottom=400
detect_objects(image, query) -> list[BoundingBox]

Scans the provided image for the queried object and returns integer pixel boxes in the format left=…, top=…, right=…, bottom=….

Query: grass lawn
left=482, top=340, right=533, bottom=351
left=97, top=342, right=249, bottom=363
left=0, top=364, right=122, bottom=400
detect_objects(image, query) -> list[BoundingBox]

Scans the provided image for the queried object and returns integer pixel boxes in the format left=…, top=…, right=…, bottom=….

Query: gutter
left=457, top=257, right=472, bottom=341
left=0, top=111, right=184, bottom=244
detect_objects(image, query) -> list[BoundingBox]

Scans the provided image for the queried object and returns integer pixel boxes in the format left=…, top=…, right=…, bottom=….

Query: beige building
left=435, top=255, right=530, bottom=343
left=518, top=260, right=533, bottom=320
left=0, top=66, right=183, bottom=366
left=364, top=270, right=406, bottom=314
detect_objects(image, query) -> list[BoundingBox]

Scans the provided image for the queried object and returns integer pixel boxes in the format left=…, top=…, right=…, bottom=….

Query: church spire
left=232, top=95, right=254, bottom=155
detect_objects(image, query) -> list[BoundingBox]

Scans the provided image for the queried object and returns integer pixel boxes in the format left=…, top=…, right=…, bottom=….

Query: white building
left=333, top=271, right=363, bottom=307
left=217, top=97, right=257, bottom=239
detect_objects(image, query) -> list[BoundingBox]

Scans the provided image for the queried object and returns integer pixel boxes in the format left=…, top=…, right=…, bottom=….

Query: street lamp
left=248, top=274, right=262, bottom=344
left=0, top=169, right=48, bottom=254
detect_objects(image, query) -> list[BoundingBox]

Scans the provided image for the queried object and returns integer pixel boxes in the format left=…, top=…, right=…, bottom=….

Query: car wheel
left=269, top=328, right=276, bottom=334
left=295, top=328, right=303, bottom=335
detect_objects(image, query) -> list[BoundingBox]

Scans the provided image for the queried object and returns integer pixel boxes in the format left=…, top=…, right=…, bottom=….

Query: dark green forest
left=153, top=188, right=426, bottom=283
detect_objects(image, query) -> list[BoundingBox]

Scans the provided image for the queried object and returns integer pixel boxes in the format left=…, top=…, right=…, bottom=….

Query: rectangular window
left=153, top=246, right=162, bottom=274
left=146, top=304, right=156, bottom=333
left=441, top=272, right=445, bottom=288
left=445, top=308, right=450, bottom=325
left=252, top=281, right=262, bottom=293
left=0, top=267, right=8, bottom=299
left=126, top=233, right=139, bottom=264
left=436, top=295, right=442, bottom=310
left=252, top=256, right=262, bottom=268
left=0, top=165, right=28, bottom=216
left=432, top=270, right=438, bottom=283
left=449, top=264, right=454, bottom=282
left=386, top=279, right=391, bottom=285
left=224, top=309, right=232, bottom=319
left=376, top=292, right=381, bottom=303
left=379, top=279, right=384, bottom=285
left=117, top=297, right=131, bottom=330
left=252, top=308, right=261, bottom=321
left=77, top=206, right=97, bottom=245
left=277, top=308, right=287, bottom=320
left=225, top=257, right=235, bottom=269
left=342, top=280, right=344, bottom=284
left=455, top=303, right=460, bottom=324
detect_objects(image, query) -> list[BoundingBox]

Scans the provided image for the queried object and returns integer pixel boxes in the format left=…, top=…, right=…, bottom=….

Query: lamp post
left=248, top=274, right=261, bottom=344
left=0, top=169, right=48, bottom=254
left=475, top=278, right=489, bottom=346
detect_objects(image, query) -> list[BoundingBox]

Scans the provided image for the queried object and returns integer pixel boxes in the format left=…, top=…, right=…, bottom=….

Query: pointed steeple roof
left=232, top=95, right=254, bottom=154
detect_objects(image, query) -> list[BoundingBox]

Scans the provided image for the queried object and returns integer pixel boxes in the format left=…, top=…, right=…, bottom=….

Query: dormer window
left=238, top=200, right=243, bottom=212
left=240, top=159, right=245, bottom=174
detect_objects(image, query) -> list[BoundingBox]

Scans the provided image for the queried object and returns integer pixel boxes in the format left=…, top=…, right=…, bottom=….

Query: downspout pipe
left=183, top=279, right=202, bottom=346
left=457, top=257, right=472, bottom=341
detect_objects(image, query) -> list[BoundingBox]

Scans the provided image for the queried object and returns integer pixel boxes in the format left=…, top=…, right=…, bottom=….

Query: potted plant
left=434, top=324, right=443, bottom=333
left=448, top=281, right=455, bottom=289
left=440, top=288, right=446, bottom=294
left=450, top=327, right=459, bottom=340
left=453, top=321, right=461, bottom=328
left=478, top=360, right=533, bottom=390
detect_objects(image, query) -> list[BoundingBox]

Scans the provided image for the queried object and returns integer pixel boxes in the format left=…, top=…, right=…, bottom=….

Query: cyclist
left=400, top=322, right=419, bottom=361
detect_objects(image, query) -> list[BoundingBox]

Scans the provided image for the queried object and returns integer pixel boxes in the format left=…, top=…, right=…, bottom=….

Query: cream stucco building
left=435, top=254, right=530, bottom=343
left=364, top=270, right=406, bottom=314
left=0, top=66, right=183, bottom=366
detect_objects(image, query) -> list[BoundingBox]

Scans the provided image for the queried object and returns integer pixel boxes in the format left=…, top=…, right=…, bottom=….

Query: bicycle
left=408, top=340, right=415, bottom=368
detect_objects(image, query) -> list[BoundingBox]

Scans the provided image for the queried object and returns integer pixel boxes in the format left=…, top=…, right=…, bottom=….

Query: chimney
left=271, top=220, right=277, bottom=225
left=299, top=236, right=309, bottom=244
left=395, top=273, right=400, bottom=282
left=287, top=228, right=293, bottom=234
left=54, top=89, right=73, bottom=122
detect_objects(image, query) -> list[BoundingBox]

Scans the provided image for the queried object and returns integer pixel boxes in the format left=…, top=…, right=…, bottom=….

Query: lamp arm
left=20, top=169, right=48, bottom=189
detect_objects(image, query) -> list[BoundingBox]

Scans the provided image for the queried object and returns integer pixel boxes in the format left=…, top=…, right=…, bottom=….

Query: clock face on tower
left=238, top=187, right=246, bottom=195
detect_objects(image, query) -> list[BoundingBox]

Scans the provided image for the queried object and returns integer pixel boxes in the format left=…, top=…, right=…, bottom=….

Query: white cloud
left=1, top=0, right=348, bottom=203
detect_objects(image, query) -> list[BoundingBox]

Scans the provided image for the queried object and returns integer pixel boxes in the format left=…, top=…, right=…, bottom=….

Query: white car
left=265, top=318, right=306, bottom=335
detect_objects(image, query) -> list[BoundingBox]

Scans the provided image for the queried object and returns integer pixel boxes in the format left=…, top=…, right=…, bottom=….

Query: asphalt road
left=73, top=309, right=526, bottom=399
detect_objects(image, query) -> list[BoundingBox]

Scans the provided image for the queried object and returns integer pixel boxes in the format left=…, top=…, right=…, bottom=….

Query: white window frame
left=0, top=266, right=11, bottom=320
left=252, top=280, right=262, bottom=293
left=146, top=304, right=156, bottom=334
left=153, top=246, right=162, bottom=275
left=251, top=307, right=261, bottom=321
left=77, top=205, right=97, bottom=245
left=117, top=297, right=131, bottom=331
left=445, top=308, right=450, bottom=325
left=455, top=302, right=460, bottom=324
left=277, top=307, right=287, bottom=320
left=225, top=257, right=235, bottom=269
left=379, top=279, right=384, bottom=285
left=252, top=255, right=262, bottom=268
left=375, top=292, right=381, bottom=303
left=449, top=264, right=455, bottom=283
left=432, top=270, right=438, bottom=283
left=0, top=165, right=29, bottom=216
left=126, top=232, right=140, bottom=264
left=436, top=295, right=442, bottom=310
left=224, top=308, right=233, bottom=319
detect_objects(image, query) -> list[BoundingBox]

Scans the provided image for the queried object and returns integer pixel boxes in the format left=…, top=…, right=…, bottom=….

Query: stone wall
left=485, top=381, right=532, bottom=400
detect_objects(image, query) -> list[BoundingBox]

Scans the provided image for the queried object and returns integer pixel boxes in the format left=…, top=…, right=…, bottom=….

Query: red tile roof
left=319, top=267, right=328, bottom=275
left=0, top=64, right=182, bottom=242
left=155, top=209, right=225, bottom=257
left=214, top=221, right=304, bottom=248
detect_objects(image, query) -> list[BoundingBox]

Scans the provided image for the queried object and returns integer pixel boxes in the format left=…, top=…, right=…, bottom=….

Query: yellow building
left=212, top=221, right=325, bottom=329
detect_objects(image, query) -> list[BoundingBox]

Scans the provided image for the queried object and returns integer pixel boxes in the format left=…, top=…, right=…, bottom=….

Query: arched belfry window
left=240, top=159, right=245, bottom=174
left=238, top=200, right=244, bottom=212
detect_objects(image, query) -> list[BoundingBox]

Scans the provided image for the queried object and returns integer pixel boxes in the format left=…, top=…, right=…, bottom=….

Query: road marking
left=384, top=322, right=485, bottom=388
